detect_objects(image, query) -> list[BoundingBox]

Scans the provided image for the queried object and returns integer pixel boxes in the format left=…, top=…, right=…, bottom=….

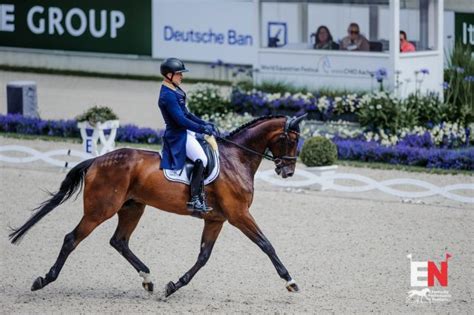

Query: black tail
left=9, top=158, right=96, bottom=244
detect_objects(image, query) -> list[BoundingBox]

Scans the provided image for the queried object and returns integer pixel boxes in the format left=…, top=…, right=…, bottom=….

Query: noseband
left=216, top=117, right=299, bottom=166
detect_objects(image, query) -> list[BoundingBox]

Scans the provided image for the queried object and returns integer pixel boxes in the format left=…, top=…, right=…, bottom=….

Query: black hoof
left=286, top=282, right=300, bottom=292
left=31, top=276, right=45, bottom=291
left=165, top=281, right=177, bottom=297
left=142, top=281, right=154, bottom=292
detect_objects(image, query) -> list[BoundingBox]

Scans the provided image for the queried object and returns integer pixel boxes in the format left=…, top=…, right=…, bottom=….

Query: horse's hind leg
left=109, top=200, right=153, bottom=292
left=31, top=215, right=110, bottom=291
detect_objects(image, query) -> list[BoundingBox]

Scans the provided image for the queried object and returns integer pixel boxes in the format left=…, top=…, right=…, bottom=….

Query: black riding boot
left=187, top=159, right=212, bottom=212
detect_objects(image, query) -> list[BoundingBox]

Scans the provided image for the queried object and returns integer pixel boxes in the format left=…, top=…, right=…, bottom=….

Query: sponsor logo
left=267, top=21, right=287, bottom=47
left=406, top=253, right=452, bottom=303
left=163, top=25, right=252, bottom=46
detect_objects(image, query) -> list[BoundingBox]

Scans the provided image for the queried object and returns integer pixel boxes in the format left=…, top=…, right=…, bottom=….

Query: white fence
left=1, top=145, right=472, bottom=204
left=255, top=169, right=474, bottom=204
left=0, top=145, right=92, bottom=168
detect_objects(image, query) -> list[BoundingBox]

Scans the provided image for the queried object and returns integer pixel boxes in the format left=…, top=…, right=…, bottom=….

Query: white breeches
left=186, top=130, right=208, bottom=167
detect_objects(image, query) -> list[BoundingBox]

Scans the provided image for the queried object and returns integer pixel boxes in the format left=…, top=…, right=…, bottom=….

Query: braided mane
left=225, top=115, right=285, bottom=139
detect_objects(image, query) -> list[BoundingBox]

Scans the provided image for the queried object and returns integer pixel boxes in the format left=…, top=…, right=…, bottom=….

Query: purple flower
left=464, top=76, right=474, bottom=82
left=455, top=67, right=465, bottom=74
left=0, top=114, right=164, bottom=145
left=375, top=67, right=387, bottom=82
left=442, top=82, right=449, bottom=90
left=420, top=68, right=430, bottom=75
left=332, top=138, right=473, bottom=170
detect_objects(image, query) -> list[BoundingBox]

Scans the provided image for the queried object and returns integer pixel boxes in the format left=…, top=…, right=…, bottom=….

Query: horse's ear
left=289, top=113, right=308, bottom=130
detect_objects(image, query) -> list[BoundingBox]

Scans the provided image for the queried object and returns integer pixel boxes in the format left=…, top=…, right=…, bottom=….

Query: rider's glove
left=203, top=125, right=214, bottom=136
left=206, top=122, right=220, bottom=137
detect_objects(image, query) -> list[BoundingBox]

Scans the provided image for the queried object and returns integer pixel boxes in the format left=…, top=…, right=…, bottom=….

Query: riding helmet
left=160, top=58, right=189, bottom=77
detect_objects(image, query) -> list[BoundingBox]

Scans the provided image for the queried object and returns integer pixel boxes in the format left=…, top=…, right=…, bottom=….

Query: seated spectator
left=312, top=26, right=339, bottom=50
left=340, top=23, right=370, bottom=51
left=400, top=30, right=416, bottom=52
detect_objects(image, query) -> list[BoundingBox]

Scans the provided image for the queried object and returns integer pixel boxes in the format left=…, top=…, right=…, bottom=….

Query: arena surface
left=0, top=137, right=472, bottom=314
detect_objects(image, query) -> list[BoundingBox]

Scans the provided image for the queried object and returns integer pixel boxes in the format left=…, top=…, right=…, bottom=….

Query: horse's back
left=86, top=148, right=161, bottom=183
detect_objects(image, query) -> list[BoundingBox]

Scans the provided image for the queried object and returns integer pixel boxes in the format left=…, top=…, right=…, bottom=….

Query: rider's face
left=173, top=72, right=183, bottom=85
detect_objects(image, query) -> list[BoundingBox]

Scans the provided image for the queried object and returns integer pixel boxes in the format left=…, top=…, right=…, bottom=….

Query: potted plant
left=76, top=106, right=119, bottom=155
left=300, top=136, right=338, bottom=191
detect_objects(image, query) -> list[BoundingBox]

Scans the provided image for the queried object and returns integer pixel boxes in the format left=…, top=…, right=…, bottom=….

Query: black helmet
left=160, top=58, right=189, bottom=78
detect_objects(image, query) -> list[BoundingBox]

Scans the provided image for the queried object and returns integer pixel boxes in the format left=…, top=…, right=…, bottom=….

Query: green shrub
left=187, top=83, right=230, bottom=116
left=300, top=136, right=338, bottom=167
left=76, top=106, right=118, bottom=125
left=404, top=92, right=446, bottom=126
left=357, top=91, right=401, bottom=133
left=444, top=42, right=474, bottom=126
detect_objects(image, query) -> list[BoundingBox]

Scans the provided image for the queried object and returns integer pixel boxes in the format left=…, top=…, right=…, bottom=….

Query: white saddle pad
left=163, top=149, right=220, bottom=185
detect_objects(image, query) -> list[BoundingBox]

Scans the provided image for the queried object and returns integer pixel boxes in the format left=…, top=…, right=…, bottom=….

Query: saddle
left=163, top=136, right=220, bottom=185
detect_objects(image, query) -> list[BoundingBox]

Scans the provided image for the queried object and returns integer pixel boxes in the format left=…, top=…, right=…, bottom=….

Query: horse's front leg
left=229, top=211, right=299, bottom=292
left=165, top=219, right=224, bottom=297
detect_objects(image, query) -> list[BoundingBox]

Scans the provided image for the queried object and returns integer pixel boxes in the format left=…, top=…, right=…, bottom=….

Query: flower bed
left=334, top=138, right=473, bottom=170
left=229, top=89, right=360, bottom=121
left=1, top=113, right=472, bottom=171
left=302, top=120, right=473, bottom=170
left=0, top=114, right=164, bottom=144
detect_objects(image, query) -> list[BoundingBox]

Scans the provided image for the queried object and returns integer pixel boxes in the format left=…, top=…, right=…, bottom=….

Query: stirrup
left=187, top=196, right=212, bottom=212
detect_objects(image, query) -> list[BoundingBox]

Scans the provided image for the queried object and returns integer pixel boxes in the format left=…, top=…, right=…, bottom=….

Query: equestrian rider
left=158, top=57, right=216, bottom=212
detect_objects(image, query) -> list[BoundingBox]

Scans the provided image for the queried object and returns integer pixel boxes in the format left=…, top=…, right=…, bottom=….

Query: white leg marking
left=139, top=271, right=152, bottom=283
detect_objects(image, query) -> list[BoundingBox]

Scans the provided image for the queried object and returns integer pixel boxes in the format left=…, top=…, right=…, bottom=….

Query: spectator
left=312, top=26, right=339, bottom=50
left=340, top=23, right=370, bottom=51
left=400, top=30, right=416, bottom=52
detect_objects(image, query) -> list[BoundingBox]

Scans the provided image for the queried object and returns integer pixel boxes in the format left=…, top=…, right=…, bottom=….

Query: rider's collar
left=163, top=81, right=177, bottom=91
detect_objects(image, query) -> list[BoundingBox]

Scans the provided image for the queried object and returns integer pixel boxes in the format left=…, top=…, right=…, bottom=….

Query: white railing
left=1, top=145, right=472, bottom=204
left=256, top=169, right=474, bottom=204
left=0, top=145, right=92, bottom=168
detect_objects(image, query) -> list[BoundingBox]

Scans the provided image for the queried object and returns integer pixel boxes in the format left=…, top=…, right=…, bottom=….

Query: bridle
left=215, top=117, right=300, bottom=167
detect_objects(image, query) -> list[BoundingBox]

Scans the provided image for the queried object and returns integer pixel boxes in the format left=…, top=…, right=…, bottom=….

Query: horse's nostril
left=287, top=171, right=294, bottom=177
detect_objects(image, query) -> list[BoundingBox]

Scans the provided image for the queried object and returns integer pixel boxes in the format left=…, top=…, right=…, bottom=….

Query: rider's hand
left=203, top=125, right=214, bottom=136
left=206, top=122, right=220, bottom=136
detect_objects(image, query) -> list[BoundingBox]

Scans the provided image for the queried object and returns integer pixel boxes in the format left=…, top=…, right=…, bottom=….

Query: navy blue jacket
left=158, top=84, right=207, bottom=170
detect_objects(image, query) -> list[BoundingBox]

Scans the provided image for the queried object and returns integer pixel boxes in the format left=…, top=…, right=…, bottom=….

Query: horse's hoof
left=286, top=280, right=299, bottom=292
left=31, top=276, right=45, bottom=291
left=165, top=281, right=177, bottom=297
left=142, top=281, right=154, bottom=293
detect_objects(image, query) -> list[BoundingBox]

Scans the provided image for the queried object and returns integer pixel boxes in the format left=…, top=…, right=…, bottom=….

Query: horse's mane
left=225, top=115, right=285, bottom=139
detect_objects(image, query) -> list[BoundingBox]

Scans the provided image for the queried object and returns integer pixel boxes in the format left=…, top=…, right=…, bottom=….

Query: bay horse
left=9, top=114, right=306, bottom=297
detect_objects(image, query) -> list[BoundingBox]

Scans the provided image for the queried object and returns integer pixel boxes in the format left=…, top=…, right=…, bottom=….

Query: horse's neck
left=223, top=119, right=281, bottom=177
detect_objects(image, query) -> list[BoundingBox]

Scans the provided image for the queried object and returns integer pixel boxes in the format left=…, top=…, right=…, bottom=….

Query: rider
left=158, top=57, right=216, bottom=213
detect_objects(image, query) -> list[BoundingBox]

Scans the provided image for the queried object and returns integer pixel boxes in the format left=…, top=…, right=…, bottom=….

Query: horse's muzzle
left=277, top=166, right=294, bottom=178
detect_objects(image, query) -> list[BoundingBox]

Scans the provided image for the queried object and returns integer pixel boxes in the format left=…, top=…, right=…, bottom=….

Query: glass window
left=261, top=0, right=391, bottom=52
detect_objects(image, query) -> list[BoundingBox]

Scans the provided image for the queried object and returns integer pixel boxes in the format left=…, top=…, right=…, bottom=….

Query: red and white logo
left=406, top=253, right=452, bottom=303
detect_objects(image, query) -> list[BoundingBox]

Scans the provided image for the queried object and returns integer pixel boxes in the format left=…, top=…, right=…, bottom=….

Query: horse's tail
left=9, top=158, right=96, bottom=244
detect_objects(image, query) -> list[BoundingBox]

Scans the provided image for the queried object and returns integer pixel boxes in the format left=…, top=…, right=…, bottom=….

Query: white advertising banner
left=152, top=0, right=256, bottom=65
left=256, top=49, right=390, bottom=91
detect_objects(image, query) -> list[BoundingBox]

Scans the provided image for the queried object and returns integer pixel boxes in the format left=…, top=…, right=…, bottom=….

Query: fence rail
left=1, top=145, right=472, bottom=204
left=255, top=169, right=474, bottom=204
left=0, top=145, right=92, bottom=168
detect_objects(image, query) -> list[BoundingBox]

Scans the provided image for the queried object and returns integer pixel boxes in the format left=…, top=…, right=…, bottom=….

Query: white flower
left=376, top=104, right=382, bottom=110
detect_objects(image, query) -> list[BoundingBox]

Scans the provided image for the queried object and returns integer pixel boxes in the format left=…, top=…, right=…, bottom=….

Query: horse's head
left=267, top=114, right=307, bottom=178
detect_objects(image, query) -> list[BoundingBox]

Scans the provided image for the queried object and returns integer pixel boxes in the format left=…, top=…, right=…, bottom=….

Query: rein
left=215, top=120, right=299, bottom=165
left=216, top=136, right=282, bottom=162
